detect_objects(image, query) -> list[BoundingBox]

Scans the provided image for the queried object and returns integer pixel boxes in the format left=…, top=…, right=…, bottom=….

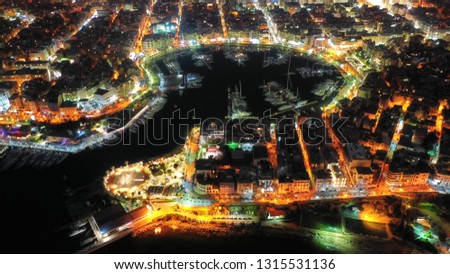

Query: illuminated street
left=0, top=0, right=449, bottom=255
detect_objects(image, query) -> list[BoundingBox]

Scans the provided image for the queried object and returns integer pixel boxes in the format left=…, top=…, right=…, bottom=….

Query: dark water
left=0, top=48, right=338, bottom=253
left=98, top=228, right=328, bottom=254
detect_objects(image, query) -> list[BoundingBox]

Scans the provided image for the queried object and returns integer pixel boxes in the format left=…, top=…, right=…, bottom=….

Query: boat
left=311, top=79, right=336, bottom=97
left=278, top=104, right=293, bottom=111
left=67, top=226, right=87, bottom=237
left=192, top=52, right=213, bottom=69
left=55, top=153, right=68, bottom=165
left=260, top=57, right=299, bottom=108
left=274, top=53, right=288, bottom=65
left=224, top=50, right=249, bottom=66
left=262, top=51, right=274, bottom=68
left=228, top=81, right=252, bottom=119
left=0, top=146, right=8, bottom=159
left=71, top=220, right=88, bottom=229
left=186, top=73, right=203, bottom=88
left=13, top=150, right=33, bottom=170
left=80, top=236, right=97, bottom=247
left=295, top=100, right=309, bottom=108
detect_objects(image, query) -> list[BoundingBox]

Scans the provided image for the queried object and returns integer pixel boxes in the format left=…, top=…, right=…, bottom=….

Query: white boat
left=228, top=81, right=252, bottom=119
left=71, top=220, right=88, bottom=229
left=68, top=226, right=87, bottom=237
left=278, top=104, right=293, bottom=111
left=295, top=100, right=309, bottom=108
left=0, top=146, right=8, bottom=159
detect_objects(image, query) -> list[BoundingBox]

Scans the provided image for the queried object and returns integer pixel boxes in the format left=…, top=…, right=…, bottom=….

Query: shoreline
left=100, top=217, right=413, bottom=254
left=0, top=42, right=359, bottom=154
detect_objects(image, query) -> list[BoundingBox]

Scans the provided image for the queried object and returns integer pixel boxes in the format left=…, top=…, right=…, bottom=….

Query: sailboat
left=295, top=86, right=309, bottom=108
left=230, top=81, right=251, bottom=119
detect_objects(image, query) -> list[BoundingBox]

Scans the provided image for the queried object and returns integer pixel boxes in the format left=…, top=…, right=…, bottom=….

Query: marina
left=0, top=148, right=68, bottom=172
left=0, top=46, right=344, bottom=253
left=227, top=81, right=252, bottom=119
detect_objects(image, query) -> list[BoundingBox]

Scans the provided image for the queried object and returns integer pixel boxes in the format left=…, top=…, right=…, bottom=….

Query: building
left=0, top=81, right=18, bottom=96
left=12, top=61, right=51, bottom=70
left=329, top=163, right=348, bottom=190
left=93, top=204, right=133, bottom=237
left=237, top=178, right=254, bottom=194
left=315, top=170, right=333, bottom=192
left=0, top=82, right=17, bottom=112
left=193, top=159, right=218, bottom=195
left=256, top=160, right=274, bottom=190
left=59, top=101, right=78, bottom=117
left=352, top=166, right=375, bottom=188
left=434, top=168, right=450, bottom=189
left=195, top=159, right=217, bottom=177
left=0, top=68, right=50, bottom=83
left=278, top=174, right=310, bottom=193
left=8, top=93, right=24, bottom=110
left=278, top=176, right=295, bottom=194
left=0, top=91, right=10, bottom=112
left=266, top=207, right=285, bottom=220
left=236, top=166, right=255, bottom=194
left=386, top=166, right=430, bottom=188
left=218, top=169, right=236, bottom=195
left=193, top=176, right=218, bottom=195
left=252, top=144, right=269, bottom=166
left=344, top=143, right=371, bottom=168
left=93, top=204, right=150, bottom=238
left=93, top=88, right=118, bottom=105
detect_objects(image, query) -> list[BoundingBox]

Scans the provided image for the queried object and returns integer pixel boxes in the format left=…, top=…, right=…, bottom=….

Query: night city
left=0, top=0, right=449, bottom=262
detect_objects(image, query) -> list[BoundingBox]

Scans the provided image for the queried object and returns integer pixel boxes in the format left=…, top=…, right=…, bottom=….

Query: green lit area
left=227, top=142, right=240, bottom=150
left=413, top=224, right=437, bottom=243
left=414, top=227, right=433, bottom=243
left=312, top=232, right=356, bottom=253
left=316, top=223, right=342, bottom=233
left=153, top=23, right=177, bottom=35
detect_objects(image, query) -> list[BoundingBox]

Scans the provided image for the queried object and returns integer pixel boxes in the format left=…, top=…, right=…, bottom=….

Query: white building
left=93, top=88, right=118, bottom=105
left=386, top=167, right=429, bottom=188
left=0, top=90, right=10, bottom=113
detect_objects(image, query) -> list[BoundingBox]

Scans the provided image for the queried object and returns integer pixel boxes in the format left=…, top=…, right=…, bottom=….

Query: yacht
left=68, top=226, right=87, bottom=237
left=0, top=145, right=9, bottom=159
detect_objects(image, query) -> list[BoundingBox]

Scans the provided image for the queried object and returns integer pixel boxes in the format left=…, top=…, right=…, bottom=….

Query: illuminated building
left=256, top=160, right=274, bottom=190
left=278, top=174, right=310, bottom=193
left=315, top=169, right=333, bottom=192
left=59, top=101, right=78, bottom=117
left=218, top=169, right=236, bottom=195
left=386, top=165, right=429, bottom=188
left=0, top=90, right=11, bottom=113
left=193, top=179, right=219, bottom=195
left=93, top=88, right=118, bottom=106
left=266, top=207, right=285, bottom=220
left=204, top=145, right=221, bottom=159
left=8, top=93, right=24, bottom=110
left=352, top=166, right=375, bottom=188
left=329, top=163, right=347, bottom=190
left=142, top=34, right=175, bottom=52
left=0, top=68, right=50, bottom=83
left=237, top=178, right=254, bottom=194
left=193, top=159, right=218, bottom=195
left=93, top=204, right=150, bottom=239
left=200, top=119, right=224, bottom=145
left=0, top=82, right=17, bottom=113
left=343, top=143, right=371, bottom=168
left=434, top=168, right=450, bottom=189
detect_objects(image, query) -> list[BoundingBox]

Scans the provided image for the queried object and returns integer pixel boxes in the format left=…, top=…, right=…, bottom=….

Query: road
left=78, top=201, right=258, bottom=254
left=254, top=3, right=280, bottom=44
